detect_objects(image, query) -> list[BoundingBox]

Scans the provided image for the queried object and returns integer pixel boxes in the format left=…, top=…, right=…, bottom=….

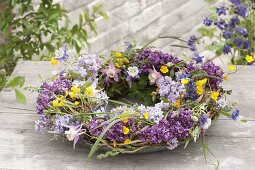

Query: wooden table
left=1, top=61, right=255, bottom=170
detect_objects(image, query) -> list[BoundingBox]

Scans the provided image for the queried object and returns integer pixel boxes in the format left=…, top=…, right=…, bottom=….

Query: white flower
left=65, top=125, right=81, bottom=141
left=202, top=118, right=211, bottom=130
left=167, top=138, right=179, bottom=150
left=127, top=66, right=139, bottom=78
left=217, top=98, right=228, bottom=108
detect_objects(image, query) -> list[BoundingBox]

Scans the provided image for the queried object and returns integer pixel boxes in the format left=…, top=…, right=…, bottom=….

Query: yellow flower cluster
left=68, top=86, right=81, bottom=99
left=52, top=96, right=65, bottom=107
left=196, top=78, right=207, bottom=95
left=114, top=52, right=130, bottom=68
left=85, top=86, right=94, bottom=97
left=174, top=99, right=181, bottom=108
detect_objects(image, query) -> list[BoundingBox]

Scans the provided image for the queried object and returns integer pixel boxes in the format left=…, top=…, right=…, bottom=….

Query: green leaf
left=86, top=118, right=121, bottom=162
left=15, top=88, right=27, bottom=104
left=8, top=76, right=25, bottom=88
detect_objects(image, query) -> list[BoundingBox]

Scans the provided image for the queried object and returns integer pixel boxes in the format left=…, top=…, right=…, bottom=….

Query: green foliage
left=15, top=88, right=26, bottom=104
left=197, top=27, right=216, bottom=39
left=0, top=0, right=107, bottom=87
left=97, top=148, right=125, bottom=159
left=128, top=75, right=155, bottom=105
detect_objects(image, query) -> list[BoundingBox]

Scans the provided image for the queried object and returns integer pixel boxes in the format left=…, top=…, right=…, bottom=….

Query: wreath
left=35, top=41, right=240, bottom=161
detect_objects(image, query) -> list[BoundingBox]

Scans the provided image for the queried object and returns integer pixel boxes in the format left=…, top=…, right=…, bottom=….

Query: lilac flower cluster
left=139, top=109, right=193, bottom=144
left=202, top=62, right=224, bottom=89
left=157, top=76, right=185, bottom=104
left=36, top=76, right=71, bottom=114
left=88, top=118, right=141, bottom=142
left=134, top=49, right=180, bottom=73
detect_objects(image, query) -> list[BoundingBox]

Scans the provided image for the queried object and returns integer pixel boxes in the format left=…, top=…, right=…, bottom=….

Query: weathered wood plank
left=0, top=61, right=255, bottom=170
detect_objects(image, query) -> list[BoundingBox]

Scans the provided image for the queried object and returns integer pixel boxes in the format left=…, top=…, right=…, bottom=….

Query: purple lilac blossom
left=139, top=109, right=193, bottom=144
left=187, top=35, right=198, bottom=51
left=134, top=49, right=180, bottom=73
left=202, top=62, right=224, bottom=89
left=36, top=76, right=71, bottom=114
left=157, top=76, right=185, bottom=104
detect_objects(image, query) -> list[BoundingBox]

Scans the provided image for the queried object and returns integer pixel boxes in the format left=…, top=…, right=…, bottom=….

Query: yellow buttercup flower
left=181, top=78, right=189, bottom=85
left=124, top=139, right=131, bottom=145
left=160, top=65, right=169, bottom=73
left=122, top=57, right=130, bottom=64
left=115, top=52, right=122, bottom=58
left=143, top=112, right=149, bottom=120
left=112, top=141, right=117, bottom=147
left=71, top=86, right=81, bottom=93
left=174, top=99, right=181, bottom=108
left=50, top=57, right=58, bottom=65
left=245, top=55, right=254, bottom=63
left=195, top=78, right=207, bottom=95
left=115, top=63, right=121, bottom=68
left=211, top=91, right=220, bottom=101
left=228, top=65, right=235, bottom=71
left=122, top=126, right=130, bottom=135
left=74, top=101, right=80, bottom=106
left=85, top=86, right=94, bottom=97
left=52, top=96, right=65, bottom=107
left=69, top=92, right=75, bottom=99
left=223, top=74, right=229, bottom=81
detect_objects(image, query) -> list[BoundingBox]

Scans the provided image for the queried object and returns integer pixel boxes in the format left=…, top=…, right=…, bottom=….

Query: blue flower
left=215, top=18, right=228, bottom=30
left=243, top=40, right=250, bottom=49
left=233, top=38, right=243, bottom=47
left=236, top=5, right=248, bottom=18
left=230, top=0, right=241, bottom=6
left=203, top=17, right=213, bottom=26
left=223, top=44, right=231, bottom=54
left=230, top=109, right=240, bottom=120
left=236, top=27, right=248, bottom=37
left=223, top=31, right=232, bottom=39
left=192, top=54, right=204, bottom=64
left=229, top=16, right=240, bottom=28
left=199, top=114, right=211, bottom=129
left=216, top=6, right=227, bottom=16
left=187, top=35, right=198, bottom=51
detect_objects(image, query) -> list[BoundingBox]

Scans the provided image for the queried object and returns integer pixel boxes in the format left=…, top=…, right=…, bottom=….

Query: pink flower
left=148, top=67, right=162, bottom=85
left=102, top=62, right=121, bottom=84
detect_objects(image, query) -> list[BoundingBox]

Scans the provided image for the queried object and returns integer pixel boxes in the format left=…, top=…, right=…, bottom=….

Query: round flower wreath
left=35, top=42, right=240, bottom=160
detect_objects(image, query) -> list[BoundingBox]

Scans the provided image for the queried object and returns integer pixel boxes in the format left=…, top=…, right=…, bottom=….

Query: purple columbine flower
left=199, top=114, right=211, bottom=130
left=230, top=0, right=241, bottom=6
left=55, top=46, right=69, bottom=62
left=102, top=62, right=121, bottom=85
left=203, top=17, right=213, bottom=26
left=215, top=18, right=228, bottom=30
left=230, top=109, right=240, bottom=120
